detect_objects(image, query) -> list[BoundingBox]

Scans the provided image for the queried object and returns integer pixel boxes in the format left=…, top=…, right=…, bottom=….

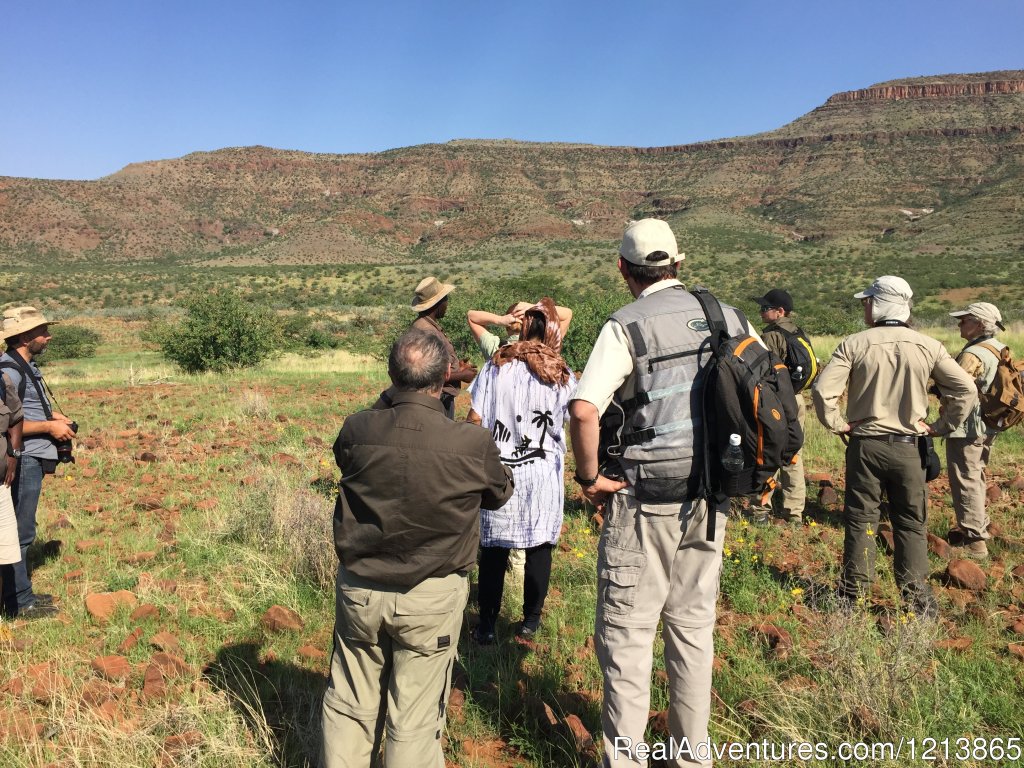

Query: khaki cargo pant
left=749, top=396, right=806, bottom=521
left=321, top=567, right=468, bottom=768
left=595, top=492, right=726, bottom=768
left=841, top=437, right=933, bottom=608
left=946, top=434, right=994, bottom=541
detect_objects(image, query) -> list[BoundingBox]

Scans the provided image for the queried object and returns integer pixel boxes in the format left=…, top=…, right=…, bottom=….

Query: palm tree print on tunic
left=493, top=409, right=555, bottom=466
left=469, top=359, right=576, bottom=549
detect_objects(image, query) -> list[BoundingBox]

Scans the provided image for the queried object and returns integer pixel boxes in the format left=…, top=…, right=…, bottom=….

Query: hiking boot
left=947, top=528, right=967, bottom=547
left=751, top=513, right=770, bottom=526
left=962, top=540, right=989, bottom=560
left=31, top=593, right=55, bottom=607
left=16, top=603, right=60, bottom=621
left=472, top=626, right=495, bottom=646
left=515, top=622, right=540, bottom=640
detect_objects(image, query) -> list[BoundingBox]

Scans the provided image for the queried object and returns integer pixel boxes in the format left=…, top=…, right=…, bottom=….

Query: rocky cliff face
left=1, top=71, right=1022, bottom=264
left=828, top=79, right=1024, bottom=103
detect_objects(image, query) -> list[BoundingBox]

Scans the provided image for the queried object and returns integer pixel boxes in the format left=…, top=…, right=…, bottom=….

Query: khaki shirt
left=812, top=324, right=977, bottom=436
left=573, top=279, right=764, bottom=415
left=0, top=373, right=24, bottom=460
left=411, top=315, right=461, bottom=399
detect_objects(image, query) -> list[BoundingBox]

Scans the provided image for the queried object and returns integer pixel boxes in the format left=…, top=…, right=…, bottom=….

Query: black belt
left=856, top=433, right=917, bottom=444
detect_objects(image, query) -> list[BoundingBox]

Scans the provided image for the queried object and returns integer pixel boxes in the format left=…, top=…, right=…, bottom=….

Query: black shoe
left=472, top=627, right=495, bottom=646
left=17, top=603, right=60, bottom=620
left=31, top=593, right=55, bottom=607
left=515, top=623, right=540, bottom=639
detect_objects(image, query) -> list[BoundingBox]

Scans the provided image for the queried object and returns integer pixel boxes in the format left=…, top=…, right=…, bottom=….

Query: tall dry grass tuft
left=720, top=608, right=942, bottom=762
left=238, top=388, right=273, bottom=420
left=229, top=473, right=337, bottom=592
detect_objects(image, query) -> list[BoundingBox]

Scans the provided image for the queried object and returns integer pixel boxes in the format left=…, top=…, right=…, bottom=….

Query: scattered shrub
left=155, top=290, right=279, bottom=373
left=41, top=325, right=101, bottom=362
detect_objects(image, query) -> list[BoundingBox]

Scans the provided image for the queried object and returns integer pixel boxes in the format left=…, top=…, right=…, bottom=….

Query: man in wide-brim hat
left=0, top=306, right=75, bottom=619
left=408, top=277, right=476, bottom=418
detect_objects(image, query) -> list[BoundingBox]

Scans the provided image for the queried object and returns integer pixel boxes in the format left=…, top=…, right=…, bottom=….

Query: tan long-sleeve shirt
left=812, top=324, right=977, bottom=436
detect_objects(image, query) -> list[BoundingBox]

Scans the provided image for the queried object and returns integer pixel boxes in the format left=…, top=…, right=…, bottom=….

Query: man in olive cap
left=812, top=277, right=976, bottom=617
left=408, top=277, right=476, bottom=418
left=0, top=307, right=75, bottom=619
left=944, top=302, right=1007, bottom=559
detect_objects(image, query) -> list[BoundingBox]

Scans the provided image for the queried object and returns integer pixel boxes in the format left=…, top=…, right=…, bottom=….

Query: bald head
left=388, top=329, right=449, bottom=393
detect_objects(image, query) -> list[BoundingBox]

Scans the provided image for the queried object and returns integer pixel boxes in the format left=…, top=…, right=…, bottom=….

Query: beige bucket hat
left=411, top=277, right=455, bottom=312
left=2, top=306, right=57, bottom=341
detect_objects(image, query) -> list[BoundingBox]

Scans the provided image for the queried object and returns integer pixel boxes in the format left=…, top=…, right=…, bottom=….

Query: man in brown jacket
left=812, top=276, right=976, bottom=617
left=321, top=328, right=513, bottom=768
left=409, top=276, right=477, bottom=418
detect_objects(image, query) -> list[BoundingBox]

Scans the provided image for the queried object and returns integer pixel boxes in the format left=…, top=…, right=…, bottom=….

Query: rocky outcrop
left=828, top=80, right=1024, bottom=104
left=628, top=124, right=1024, bottom=155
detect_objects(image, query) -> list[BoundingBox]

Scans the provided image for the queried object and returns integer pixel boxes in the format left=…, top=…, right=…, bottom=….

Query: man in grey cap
left=0, top=307, right=75, bottom=619
left=812, top=277, right=977, bottom=617
left=943, top=302, right=1008, bottom=559
left=570, top=218, right=758, bottom=766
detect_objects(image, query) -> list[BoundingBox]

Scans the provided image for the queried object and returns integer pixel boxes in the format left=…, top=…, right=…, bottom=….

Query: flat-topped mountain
left=1, top=70, right=1021, bottom=265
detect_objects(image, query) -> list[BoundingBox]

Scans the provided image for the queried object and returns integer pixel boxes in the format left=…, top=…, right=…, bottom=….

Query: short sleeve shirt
left=0, top=352, right=57, bottom=460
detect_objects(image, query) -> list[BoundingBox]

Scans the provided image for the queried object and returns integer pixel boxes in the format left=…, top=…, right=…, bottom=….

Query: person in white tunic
left=468, top=298, right=576, bottom=643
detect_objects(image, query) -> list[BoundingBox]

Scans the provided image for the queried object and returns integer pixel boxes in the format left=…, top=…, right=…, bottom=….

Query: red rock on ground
left=927, top=533, right=951, bottom=559
left=85, top=590, right=138, bottom=623
left=64, top=569, right=85, bottom=581
left=986, top=484, right=1001, bottom=503
left=26, top=663, right=70, bottom=704
left=1009, top=475, right=1024, bottom=491
left=933, top=637, right=974, bottom=652
left=297, top=644, right=327, bottom=661
left=751, top=623, right=793, bottom=659
left=151, top=652, right=191, bottom=679
left=131, top=603, right=160, bottom=622
left=0, top=712, right=42, bottom=744
left=150, top=631, right=181, bottom=654
left=818, top=484, right=839, bottom=507
left=141, top=663, right=167, bottom=701
left=91, top=655, right=132, bottom=681
left=262, top=605, right=304, bottom=633
left=135, top=496, right=164, bottom=510
left=946, top=559, right=987, bottom=591
left=1009, top=643, right=1024, bottom=661
left=119, top=629, right=143, bottom=657
left=1009, top=619, right=1024, bottom=636
left=81, top=678, right=124, bottom=707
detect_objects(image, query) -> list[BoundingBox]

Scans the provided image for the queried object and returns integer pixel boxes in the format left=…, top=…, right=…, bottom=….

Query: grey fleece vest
left=607, top=285, right=748, bottom=494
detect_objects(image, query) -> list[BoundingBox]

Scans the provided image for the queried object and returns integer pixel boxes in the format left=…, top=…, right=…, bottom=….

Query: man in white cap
left=812, top=277, right=976, bottom=617
left=409, top=277, right=476, bottom=418
left=570, top=218, right=758, bottom=767
left=944, top=302, right=1007, bottom=559
left=0, top=307, right=75, bottom=619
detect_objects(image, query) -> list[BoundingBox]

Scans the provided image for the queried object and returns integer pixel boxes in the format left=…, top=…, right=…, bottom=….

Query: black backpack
left=691, top=289, right=804, bottom=507
left=778, top=327, right=818, bottom=393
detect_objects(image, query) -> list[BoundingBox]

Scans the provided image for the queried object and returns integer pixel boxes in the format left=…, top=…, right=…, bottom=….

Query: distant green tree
left=39, top=325, right=101, bottom=362
left=156, top=290, right=279, bottom=373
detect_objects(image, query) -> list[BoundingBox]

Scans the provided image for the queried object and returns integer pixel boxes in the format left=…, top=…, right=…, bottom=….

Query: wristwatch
left=6, top=446, right=22, bottom=459
left=574, top=470, right=599, bottom=488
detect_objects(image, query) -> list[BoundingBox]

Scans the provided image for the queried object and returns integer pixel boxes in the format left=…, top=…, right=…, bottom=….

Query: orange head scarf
left=492, top=298, right=571, bottom=386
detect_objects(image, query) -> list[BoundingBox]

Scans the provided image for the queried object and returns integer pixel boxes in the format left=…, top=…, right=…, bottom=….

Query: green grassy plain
left=1, top=314, right=1023, bottom=767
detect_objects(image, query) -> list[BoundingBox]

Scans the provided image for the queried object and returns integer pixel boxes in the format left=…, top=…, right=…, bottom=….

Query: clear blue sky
left=2, top=0, right=1021, bottom=180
